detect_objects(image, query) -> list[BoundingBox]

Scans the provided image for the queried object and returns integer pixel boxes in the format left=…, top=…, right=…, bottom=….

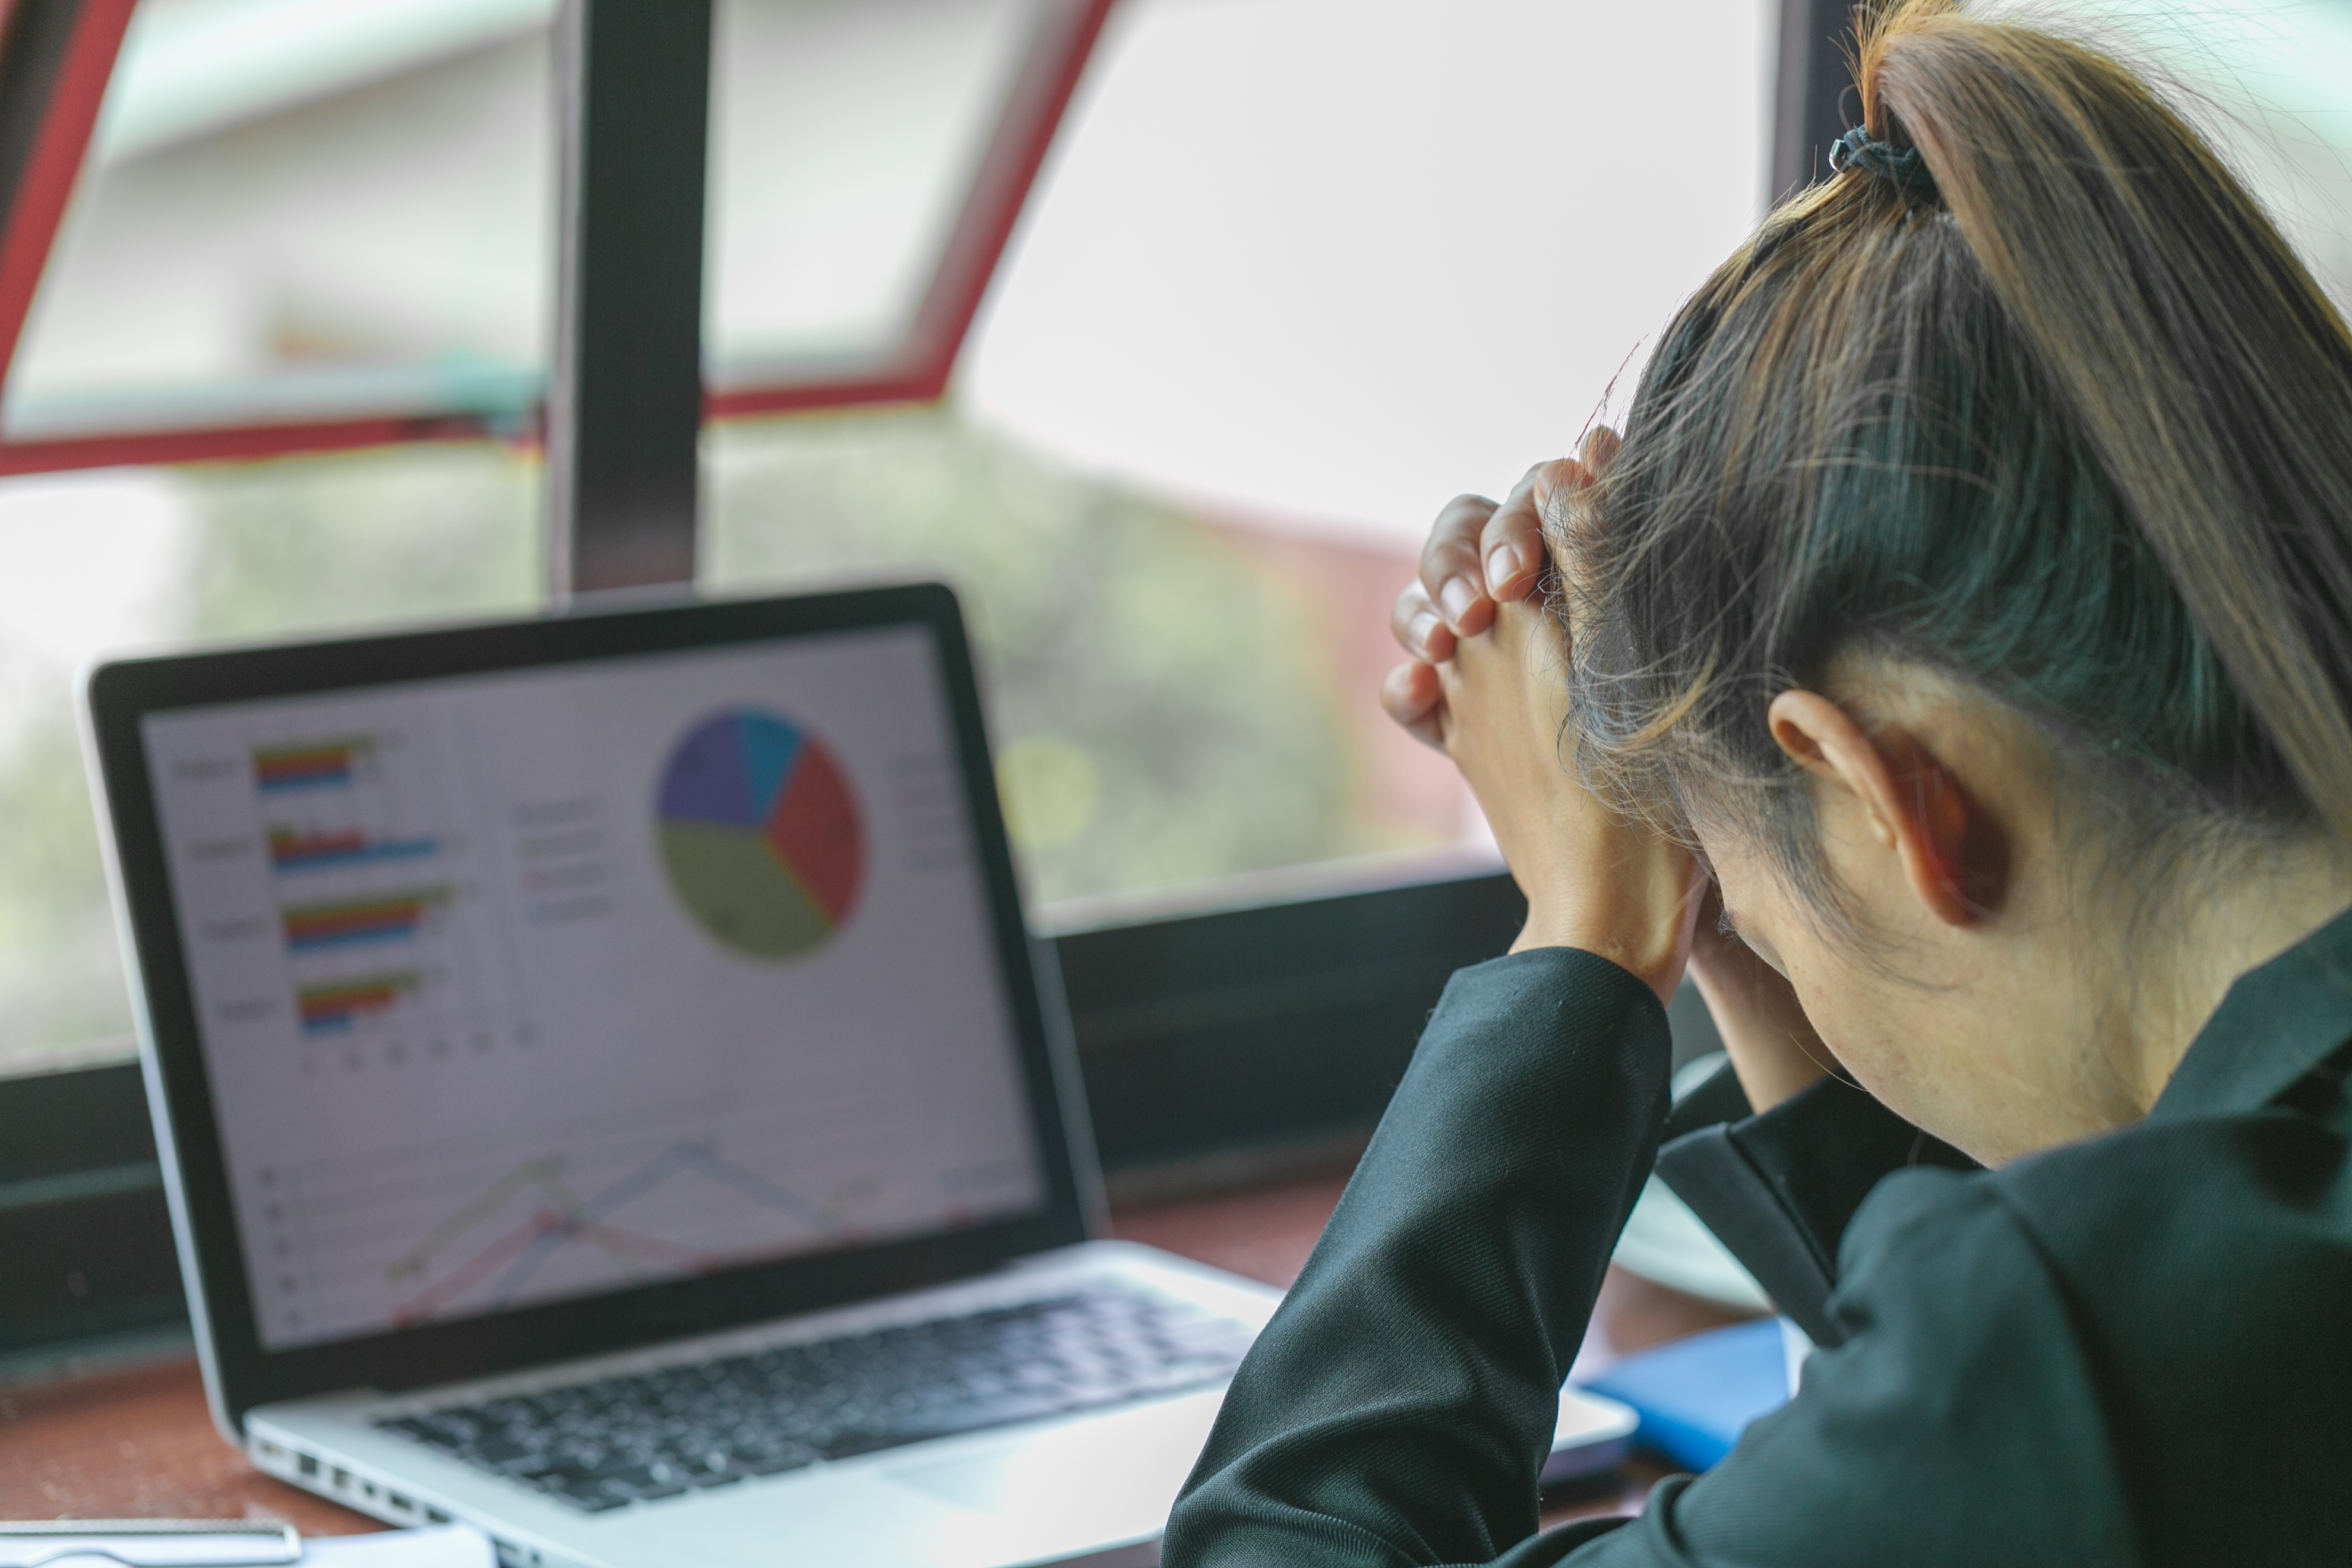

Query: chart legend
left=656, top=710, right=865, bottom=959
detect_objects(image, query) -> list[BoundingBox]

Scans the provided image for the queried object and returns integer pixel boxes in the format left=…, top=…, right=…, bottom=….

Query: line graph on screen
left=269, top=1076, right=922, bottom=1342
left=380, top=1139, right=868, bottom=1326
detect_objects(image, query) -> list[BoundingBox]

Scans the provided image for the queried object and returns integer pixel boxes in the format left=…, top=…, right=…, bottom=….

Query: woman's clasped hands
left=1379, top=433, right=1706, bottom=1006
left=1380, top=432, right=1836, bottom=1111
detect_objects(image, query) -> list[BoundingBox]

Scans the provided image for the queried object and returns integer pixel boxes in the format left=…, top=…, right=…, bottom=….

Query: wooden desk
left=0, top=1171, right=1746, bottom=1536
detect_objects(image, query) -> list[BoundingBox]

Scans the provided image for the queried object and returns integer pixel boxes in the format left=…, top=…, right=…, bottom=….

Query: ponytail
left=1570, top=0, right=2352, bottom=881
left=1867, top=1, right=2352, bottom=840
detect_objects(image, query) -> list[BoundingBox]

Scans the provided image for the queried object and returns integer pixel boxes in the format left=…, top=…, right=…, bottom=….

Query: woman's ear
left=1766, top=689, right=2003, bottom=927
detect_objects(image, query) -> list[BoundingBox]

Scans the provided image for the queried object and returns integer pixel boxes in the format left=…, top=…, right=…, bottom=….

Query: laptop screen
left=138, top=621, right=1048, bottom=1353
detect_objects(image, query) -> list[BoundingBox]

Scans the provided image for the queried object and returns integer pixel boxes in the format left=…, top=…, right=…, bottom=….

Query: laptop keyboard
left=374, top=1288, right=1257, bottom=1513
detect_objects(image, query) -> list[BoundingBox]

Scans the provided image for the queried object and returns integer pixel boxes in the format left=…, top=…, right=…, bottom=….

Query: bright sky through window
left=963, top=0, right=1772, bottom=542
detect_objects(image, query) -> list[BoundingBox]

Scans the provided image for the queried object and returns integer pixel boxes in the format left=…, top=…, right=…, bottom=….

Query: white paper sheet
left=302, top=1528, right=496, bottom=1567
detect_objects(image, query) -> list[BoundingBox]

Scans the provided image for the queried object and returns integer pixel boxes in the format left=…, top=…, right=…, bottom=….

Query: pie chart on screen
left=656, top=710, right=865, bottom=959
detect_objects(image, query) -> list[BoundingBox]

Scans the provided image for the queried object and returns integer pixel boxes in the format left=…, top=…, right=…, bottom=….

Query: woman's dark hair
left=1567, top=0, right=2352, bottom=902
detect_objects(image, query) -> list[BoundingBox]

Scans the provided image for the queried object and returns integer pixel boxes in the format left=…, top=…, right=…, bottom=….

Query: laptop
left=84, top=583, right=1635, bottom=1568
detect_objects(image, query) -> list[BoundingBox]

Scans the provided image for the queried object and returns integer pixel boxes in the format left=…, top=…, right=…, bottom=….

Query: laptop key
left=464, top=1435, right=546, bottom=1469
left=548, top=1481, right=628, bottom=1514
left=812, top=1430, right=919, bottom=1462
left=581, top=1461, right=690, bottom=1501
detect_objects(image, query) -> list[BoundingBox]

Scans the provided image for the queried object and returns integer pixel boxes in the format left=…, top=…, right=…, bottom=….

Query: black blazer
left=1162, top=911, right=2352, bottom=1566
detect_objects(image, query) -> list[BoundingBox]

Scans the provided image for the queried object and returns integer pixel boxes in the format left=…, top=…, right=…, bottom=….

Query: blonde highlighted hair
left=1570, top=0, right=2352, bottom=889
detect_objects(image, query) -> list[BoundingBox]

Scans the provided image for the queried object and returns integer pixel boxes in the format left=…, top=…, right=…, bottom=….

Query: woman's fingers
left=1437, top=593, right=1701, bottom=1000
left=1418, top=494, right=1500, bottom=637
left=1578, top=425, right=1621, bottom=473
left=1390, top=578, right=1456, bottom=665
left=1392, top=445, right=1616, bottom=779
left=1392, top=439, right=1703, bottom=1000
left=1415, top=461, right=1594, bottom=641
left=1484, top=460, right=1586, bottom=604
left=1531, top=442, right=1618, bottom=616
left=1390, top=461, right=1578, bottom=763
left=1380, top=660, right=1447, bottom=751
left=1478, top=470, right=1554, bottom=605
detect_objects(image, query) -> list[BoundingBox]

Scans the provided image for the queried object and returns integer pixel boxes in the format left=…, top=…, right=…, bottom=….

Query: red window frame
left=0, top=0, right=1114, bottom=478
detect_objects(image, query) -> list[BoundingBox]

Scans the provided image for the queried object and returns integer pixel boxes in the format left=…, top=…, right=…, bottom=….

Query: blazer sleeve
left=1161, top=947, right=1674, bottom=1568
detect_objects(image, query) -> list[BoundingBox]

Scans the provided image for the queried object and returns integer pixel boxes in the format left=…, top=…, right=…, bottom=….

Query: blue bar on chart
left=268, top=826, right=440, bottom=872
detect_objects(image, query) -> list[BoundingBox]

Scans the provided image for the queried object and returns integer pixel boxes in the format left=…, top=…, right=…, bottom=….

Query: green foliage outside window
left=706, top=408, right=1391, bottom=905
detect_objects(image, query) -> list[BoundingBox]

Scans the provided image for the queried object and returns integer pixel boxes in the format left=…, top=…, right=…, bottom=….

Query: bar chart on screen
left=254, top=734, right=447, bottom=867
left=166, top=715, right=538, bottom=1070
left=252, top=733, right=504, bottom=1061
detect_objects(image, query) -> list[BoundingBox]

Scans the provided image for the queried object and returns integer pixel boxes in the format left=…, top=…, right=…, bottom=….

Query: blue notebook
left=1575, top=1317, right=1797, bottom=1471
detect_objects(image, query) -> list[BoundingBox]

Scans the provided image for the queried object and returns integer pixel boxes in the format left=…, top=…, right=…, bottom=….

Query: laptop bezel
left=85, top=583, right=1099, bottom=1433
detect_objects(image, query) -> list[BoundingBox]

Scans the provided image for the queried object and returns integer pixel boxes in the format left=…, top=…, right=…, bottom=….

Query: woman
left=1161, top=2, right=2352, bottom=1564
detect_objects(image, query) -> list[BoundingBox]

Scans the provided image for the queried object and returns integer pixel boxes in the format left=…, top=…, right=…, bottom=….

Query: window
left=4, top=0, right=553, bottom=457
left=704, top=0, right=1073, bottom=403
left=0, top=0, right=1112, bottom=467
left=18, top=0, right=2350, bottom=1082
left=37, top=0, right=2347, bottom=1089
left=706, top=0, right=1776, bottom=907
left=0, top=0, right=1776, bottom=1077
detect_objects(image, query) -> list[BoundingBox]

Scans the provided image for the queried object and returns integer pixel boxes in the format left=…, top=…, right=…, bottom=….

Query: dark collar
left=2149, top=901, right=2352, bottom=1122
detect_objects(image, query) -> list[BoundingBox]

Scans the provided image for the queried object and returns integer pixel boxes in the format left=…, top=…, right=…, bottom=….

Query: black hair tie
left=1829, top=127, right=1939, bottom=199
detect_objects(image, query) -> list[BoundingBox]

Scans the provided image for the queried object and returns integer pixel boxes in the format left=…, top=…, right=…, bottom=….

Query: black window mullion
left=1772, top=0, right=1860, bottom=208
left=543, top=0, right=713, bottom=599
